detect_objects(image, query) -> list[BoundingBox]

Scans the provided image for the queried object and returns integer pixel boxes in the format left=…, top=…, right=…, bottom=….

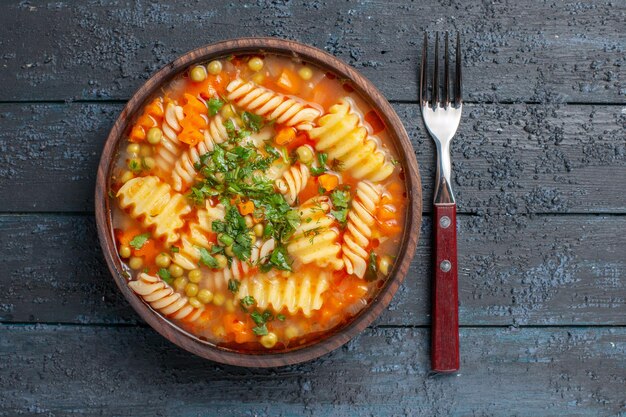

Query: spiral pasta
left=117, top=176, right=191, bottom=244
left=129, top=273, right=204, bottom=322
left=171, top=115, right=230, bottom=191
left=309, top=98, right=395, bottom=182
left=226, top=78, right=321, bottom=130
left=342, top=181, right=382, bottom=278
left=287, top=197, right=343, bottom=270
left=204, top=239, right=276, bottom=292
left=238, top=270, right=330, bottom=317
left=154, top=101, right=185, bottom=175
left=275, top=163, right=310, bottom=205
left=172, top=203, right=226, bottom=270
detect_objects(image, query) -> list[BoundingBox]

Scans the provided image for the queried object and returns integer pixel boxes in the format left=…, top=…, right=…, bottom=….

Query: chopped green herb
left=365, top=250, right=379, bottom=281
left=129, top=233, right=150, bottom=250
left=330, top=188, right=351, bottom=226
left=207, top=98, right=224, bottom=116
left=223, top=119, right=236, bottom=139
left=228, top=278, right=241, bottom=294
left=128, top=159, right=142, bottom=173
left=276, top=313, right=286, bottom=321
left=250, top=311, right=265, bottom=325
left=170, top=246, right=179, bottom=253
left=331, top=208, right=348, bottom=224
left=262, top=310, right=274, bottom=322
left=198, top=247, right=219, bottom=268
left=242, top=111, right=264, bottom=132
left=212, top=203, right=252, bottom=261
left=252, top=324, right=269, bottom=336
left=240, top=295, right=255, bottom=311
left=250, top=309, right=275, bottom=326
left=157, top=268, right=173, bottom=284
left=260, top=245, right=292, bottom=272
left=310, top=152, right=328, bottom=176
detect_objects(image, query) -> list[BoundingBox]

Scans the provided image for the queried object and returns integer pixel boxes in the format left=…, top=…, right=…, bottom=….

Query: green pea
left=207, top=60, right=222, bottom=75
left=188, top=269, right=202, bottom=283
left=174, top=276, right=188, bottom=291
left=169, top=264, right=184, bottom=278
left=190, top=65, right=207, bottom=82
left=188, top=297, right=202, bottom=309
left=146, top=127, right=162, bottom=145
left=253, top=223, right=264, bottom=237
left=248, top=57, right=264, bottom=72
left=126, top=143, right=140, bottom=155
left=197, top=289, right=214, bottom=304
left=129, top=257, right=143, bottom=270
left=298, top=66, right=313, bottom=81
left=185, top=283, right=199, bottom=297
left=220, top=104, right=235, bottom=119
left=260, top=332, right=278, bottom=348
left=119, top=245, right=131, bottom=259
left=296, top=146, right=314, bottom=164
left=155, top=253, right=171, bottom=268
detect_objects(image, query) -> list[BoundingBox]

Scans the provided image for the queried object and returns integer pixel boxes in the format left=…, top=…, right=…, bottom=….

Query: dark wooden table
left=1, top=1, right=625, bottom=416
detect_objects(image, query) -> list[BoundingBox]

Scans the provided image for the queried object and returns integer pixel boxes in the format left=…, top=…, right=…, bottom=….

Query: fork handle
left=432, top=203, right=459, bottom=373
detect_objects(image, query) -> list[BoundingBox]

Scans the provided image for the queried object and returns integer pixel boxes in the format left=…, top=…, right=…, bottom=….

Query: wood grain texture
left=1, top=102, right=624, bottom=213
left=432, top=204, right=459, bottom=372
left=2, top=214, right=624, bottom=326
left=1, top=324, right=624, bottom=416
left=0, top=0, right=624, bottom=103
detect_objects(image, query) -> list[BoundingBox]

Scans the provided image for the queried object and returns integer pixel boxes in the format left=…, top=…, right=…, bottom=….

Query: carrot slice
left=275, top=127, right=296, bottom=145
left=276, top=69, right=300, bottom=94
left=237, top=201, right=255, bottom=216
left=318, top=173, right=339, bottom=192
left=133, top=238, right=160, bottom=264
left=129, top=125, right=146, bottom=142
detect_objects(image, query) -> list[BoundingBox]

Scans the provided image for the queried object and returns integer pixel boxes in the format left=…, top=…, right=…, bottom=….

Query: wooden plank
left=1, top=214, right=624, bottom=326
left=1, top=103, right=624, bottom=213
left=0, top=1, right=624, bottom=103
left=0, top=324, right=624, bottom=416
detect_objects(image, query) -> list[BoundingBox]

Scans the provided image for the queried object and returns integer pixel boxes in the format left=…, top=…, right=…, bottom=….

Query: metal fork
left=420, top=32, right=462, bottom=373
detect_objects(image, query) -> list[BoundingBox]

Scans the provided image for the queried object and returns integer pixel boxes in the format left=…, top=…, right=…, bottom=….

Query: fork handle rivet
left=440, top=260, right=452, bottom=272
left=439, top=216, right=451, bottom=228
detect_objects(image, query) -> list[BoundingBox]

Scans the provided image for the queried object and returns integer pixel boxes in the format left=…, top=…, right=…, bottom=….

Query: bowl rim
left=95, top=37, right=422, bottom=368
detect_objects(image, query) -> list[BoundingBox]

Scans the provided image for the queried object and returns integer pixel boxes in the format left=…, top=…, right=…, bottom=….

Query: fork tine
left=420, top=32, right=428, bottom=104
left=444, top=32, right=450, bottom=106
left=455, top=32, right=462, bottom=105
left=432, top=33, right=439, bottom=107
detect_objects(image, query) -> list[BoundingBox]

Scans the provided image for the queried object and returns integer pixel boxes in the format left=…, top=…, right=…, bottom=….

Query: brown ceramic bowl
left=95, top=37, right=422, bottom=367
